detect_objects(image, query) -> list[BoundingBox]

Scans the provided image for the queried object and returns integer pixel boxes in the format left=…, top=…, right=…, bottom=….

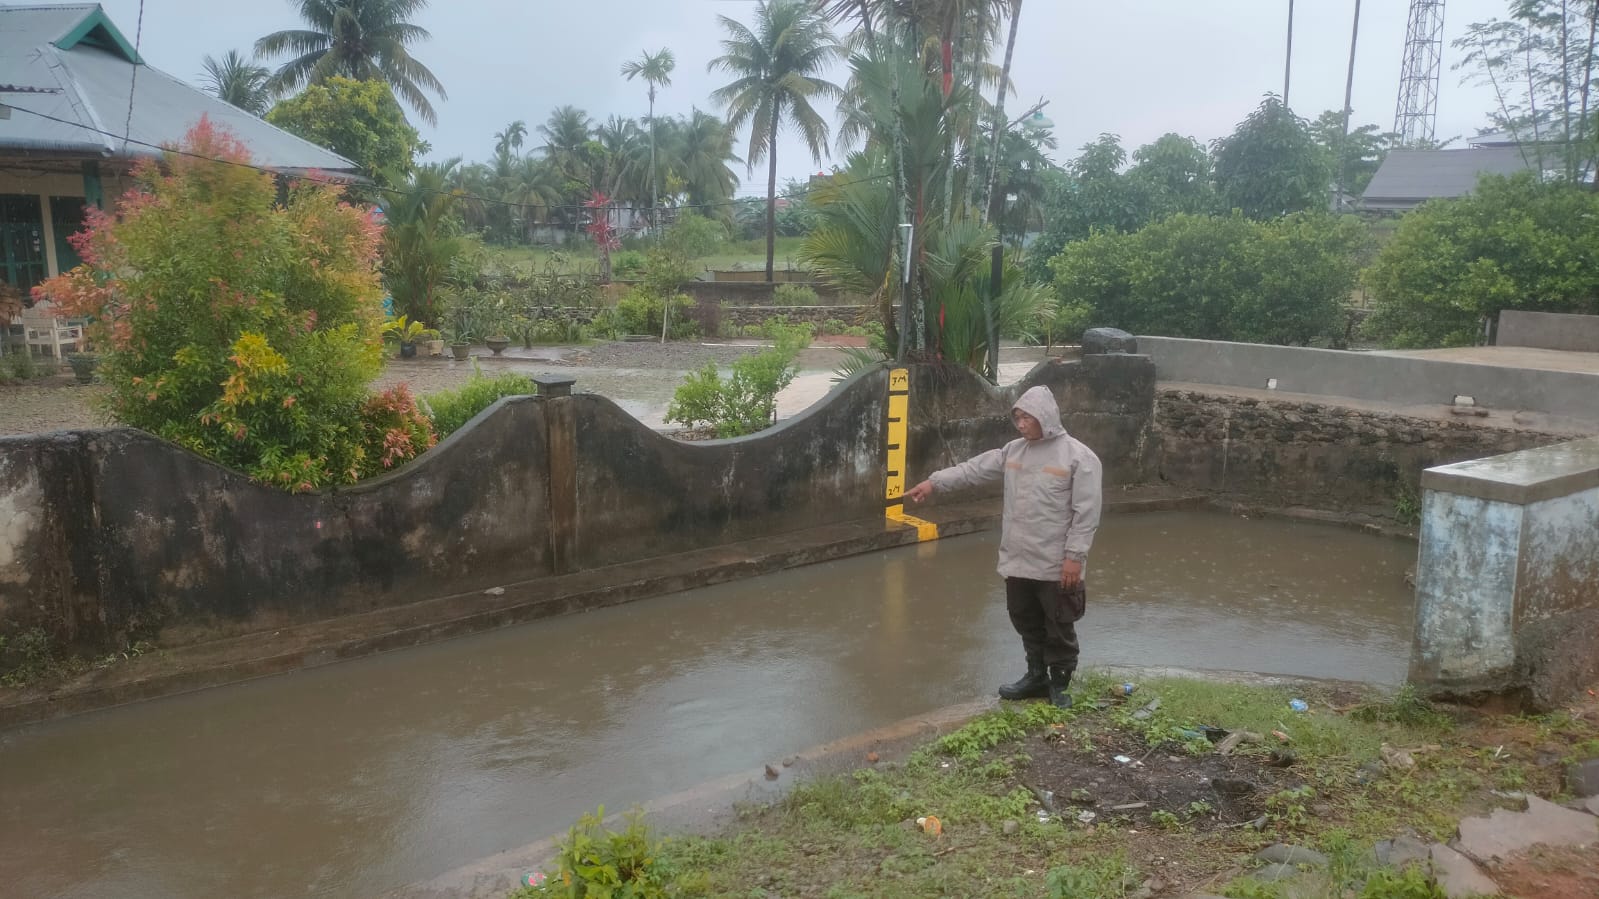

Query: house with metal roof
left=0, top=3, right=358, bottom=293
left=1360, top=147, right=1536, bottom=213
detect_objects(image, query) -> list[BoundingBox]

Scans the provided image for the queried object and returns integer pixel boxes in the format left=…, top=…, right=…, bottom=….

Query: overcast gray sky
left=99, top=0, right=1512, bottom=194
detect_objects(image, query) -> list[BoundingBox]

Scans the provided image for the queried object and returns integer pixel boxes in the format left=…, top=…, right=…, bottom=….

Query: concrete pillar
left=533, top=374, right=576, bottom=398
left=542, top=395, right=578, bottom=575
left=1411, top=438, right=1599, bottom=700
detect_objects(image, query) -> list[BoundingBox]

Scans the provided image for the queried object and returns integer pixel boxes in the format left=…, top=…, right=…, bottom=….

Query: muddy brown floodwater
left=0, top=511, right=1415, bottom=899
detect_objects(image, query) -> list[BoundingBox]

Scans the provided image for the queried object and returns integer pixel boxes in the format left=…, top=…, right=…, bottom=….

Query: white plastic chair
left=20, top=301, right=82, bottom=359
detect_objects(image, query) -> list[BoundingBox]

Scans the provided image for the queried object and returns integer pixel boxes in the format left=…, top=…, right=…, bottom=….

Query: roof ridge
left=40, top=42, right=115, bottom=155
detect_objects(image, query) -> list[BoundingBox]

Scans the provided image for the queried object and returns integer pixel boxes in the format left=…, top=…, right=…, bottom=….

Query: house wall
left=0, top=167, right=131, bottom=281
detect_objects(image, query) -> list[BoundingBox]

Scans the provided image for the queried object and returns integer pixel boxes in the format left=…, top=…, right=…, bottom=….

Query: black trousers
left=1004, top=577, right=1084, bottom=670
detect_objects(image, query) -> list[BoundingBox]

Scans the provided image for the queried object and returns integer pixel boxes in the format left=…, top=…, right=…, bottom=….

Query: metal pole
left=897, top=223, right=913, bottom=361
left=1338, top=0, right=1363, bottom=209
left=1284, top=0, right=1295, bottom=107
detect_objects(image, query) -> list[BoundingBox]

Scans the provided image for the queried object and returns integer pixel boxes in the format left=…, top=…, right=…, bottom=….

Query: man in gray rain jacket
left=904, top=385, right=1102, bottom=708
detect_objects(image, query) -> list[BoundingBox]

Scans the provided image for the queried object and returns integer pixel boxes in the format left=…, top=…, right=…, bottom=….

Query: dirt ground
left=1018, top=719, right=1306, bottom=834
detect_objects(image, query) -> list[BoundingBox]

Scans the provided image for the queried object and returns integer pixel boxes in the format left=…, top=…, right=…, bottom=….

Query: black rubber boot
left=1047, top=665, right=1074, bottom=709
left=997, top=657, right=1049, bottom=701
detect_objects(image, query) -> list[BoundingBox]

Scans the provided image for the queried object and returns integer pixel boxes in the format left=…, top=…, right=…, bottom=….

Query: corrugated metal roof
left=0, top=3, right=358, bottom=172
left=1361, top=148, right=1533, bottom=210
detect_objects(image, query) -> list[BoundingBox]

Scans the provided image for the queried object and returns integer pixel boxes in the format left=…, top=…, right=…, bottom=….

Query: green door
left=50, top=196, right=89, bottom=273
left=0, top=194, right=47, bottom=293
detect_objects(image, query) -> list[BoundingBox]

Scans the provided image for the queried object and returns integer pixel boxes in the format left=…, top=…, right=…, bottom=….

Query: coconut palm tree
left=538, top=106, right=593, bottom=172
left=709, top=0, right=842, bottom=281
left=255, top=0, right=447, bottom=126
left=662, top=109, right=743, bottom=215
left=200, top=50, right=274, bottom=116
left=620, top=48, right=676, bottom=231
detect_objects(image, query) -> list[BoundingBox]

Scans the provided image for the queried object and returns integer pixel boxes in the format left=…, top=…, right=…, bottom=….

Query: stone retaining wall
left=1155, top=389, right=1569, bottom=511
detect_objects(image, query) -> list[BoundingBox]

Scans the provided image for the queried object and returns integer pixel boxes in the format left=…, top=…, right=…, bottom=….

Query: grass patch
left=517, top=673, right=1599, bottom=897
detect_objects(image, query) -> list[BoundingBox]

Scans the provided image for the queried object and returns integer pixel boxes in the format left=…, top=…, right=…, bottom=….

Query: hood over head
left=1012, top=385, right=1066, bottom=439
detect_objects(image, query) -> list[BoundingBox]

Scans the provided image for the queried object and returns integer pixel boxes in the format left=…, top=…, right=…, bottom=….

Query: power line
left=120, top=0, right=146, bottom=151
left=9, top=103, right=892, bottom=218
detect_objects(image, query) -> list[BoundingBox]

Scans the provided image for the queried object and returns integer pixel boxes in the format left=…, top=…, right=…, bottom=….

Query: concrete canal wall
left=0, top=357, right=1156, bottom=654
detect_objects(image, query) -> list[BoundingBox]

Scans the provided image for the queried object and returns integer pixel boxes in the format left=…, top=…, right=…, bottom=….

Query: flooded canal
left=0, top=511, right=1415, bottom=898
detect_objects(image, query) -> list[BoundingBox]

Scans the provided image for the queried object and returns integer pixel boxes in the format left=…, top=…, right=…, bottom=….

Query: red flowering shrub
left=36, top=118, right=433, bottom=491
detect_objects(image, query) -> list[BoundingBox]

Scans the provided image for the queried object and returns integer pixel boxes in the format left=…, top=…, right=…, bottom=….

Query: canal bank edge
left=383, top=667, right=1396, bottom=899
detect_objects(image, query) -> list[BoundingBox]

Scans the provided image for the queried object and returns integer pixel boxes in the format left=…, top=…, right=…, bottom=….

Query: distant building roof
left=0, top=3, right=357, bottom=174
left=1361, top=148, right=1533, bottom=211
left=1467, top=131, right=1518, bottom=148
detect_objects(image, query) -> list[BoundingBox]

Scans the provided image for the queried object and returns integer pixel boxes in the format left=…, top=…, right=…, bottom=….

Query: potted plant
left=481, top=309, right=512, bottom=356
left=381, top=315, right=427, bottom=359
left=421, top=328, right=444, bottom=357
left=445, top=325, right=475, bottom=361
left=67, top=350, right=99, bottom=384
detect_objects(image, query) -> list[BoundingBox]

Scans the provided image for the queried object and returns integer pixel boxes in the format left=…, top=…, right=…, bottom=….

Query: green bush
left=35, top=121, right=434, bottom=492
left=1049, top=211, right=1366, bottom=346
left=1364, top=173, right=1599, bottom=347
left=667, top=325, right=811, bottom=437
left=5, top=350, right=38, bottom=381
left=611, top=249, right=647, bottom=280
left=819, top=318, right=847, bottom=335
left=423, top=367, right=536, bottom=437
left=773, top=282, right=821, bottom=306
left=615, top=289, right=696, bottom=339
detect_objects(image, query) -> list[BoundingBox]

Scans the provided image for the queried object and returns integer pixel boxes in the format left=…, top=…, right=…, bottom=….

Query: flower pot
left=450, top=342, right=471, bottom=361
left=399, top=342, right=418, bottom=359
left=66, top=352, right=98, bottom=384
left=485, top=336, right=510, bottom=356
left=426, top=339, right=444, bottom=357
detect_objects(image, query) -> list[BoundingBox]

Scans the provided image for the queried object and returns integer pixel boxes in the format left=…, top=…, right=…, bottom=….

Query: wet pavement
left=0, top=511, right=1415, bottom=899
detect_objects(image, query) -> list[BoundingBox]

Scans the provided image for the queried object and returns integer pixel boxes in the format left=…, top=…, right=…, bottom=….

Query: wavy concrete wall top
left=0, top=356, right=1157, bottom=652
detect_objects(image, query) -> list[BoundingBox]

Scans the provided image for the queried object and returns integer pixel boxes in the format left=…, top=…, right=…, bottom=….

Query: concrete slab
left=1377, top=345, right=1599, bottom=375
left=1455, top=795, right=1599, bottom=862
left=1421, top=437, right=1599, bottom=504
left=1429, top=844, right=1502, bottom=898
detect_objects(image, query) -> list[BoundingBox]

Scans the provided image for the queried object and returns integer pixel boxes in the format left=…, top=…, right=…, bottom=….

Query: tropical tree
left=255, top=0, right=447, bottom=126
left=200, top=50, right=274, bottom=116
left=1211, top=97, right=1331, bottom=220
left=621, top=48, right=676, bottom=230
left=383, top=159, right=466, bottom=323
left=1454, top=1, right=1599, bottom=181
left=709, top=0, right=843, bottom=280
left=659, top=110, right=743, bottom=218
left=1309, top=109, right=1392, bottom=198
left=265, top=77, right=423, bottom=189
left=494, top=120, right=527, bottom=161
